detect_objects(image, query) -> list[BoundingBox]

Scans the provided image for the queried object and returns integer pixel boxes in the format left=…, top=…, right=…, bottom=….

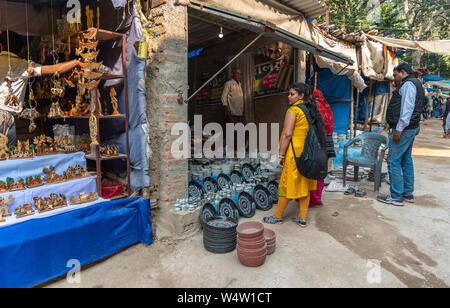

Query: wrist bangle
left=279, top=155, right=285, bottom=158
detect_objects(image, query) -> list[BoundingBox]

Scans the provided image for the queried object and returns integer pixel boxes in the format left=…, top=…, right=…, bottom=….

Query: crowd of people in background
left=428, top=95, right=450, bottom=138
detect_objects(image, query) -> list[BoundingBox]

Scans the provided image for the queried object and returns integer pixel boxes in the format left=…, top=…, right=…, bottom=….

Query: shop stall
left=0, top=0, right=152, bottom=287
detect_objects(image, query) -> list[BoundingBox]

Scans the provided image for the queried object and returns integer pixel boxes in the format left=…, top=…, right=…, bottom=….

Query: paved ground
left=46, top=118, right=450, bottom=288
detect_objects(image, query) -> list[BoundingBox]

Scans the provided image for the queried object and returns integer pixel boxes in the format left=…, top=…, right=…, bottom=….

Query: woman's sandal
left=263, top=216, right=283, bottom=224
left=293, top=217, right=307, bottom=228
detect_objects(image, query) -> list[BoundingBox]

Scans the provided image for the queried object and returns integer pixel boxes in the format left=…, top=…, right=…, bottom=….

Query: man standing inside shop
left=0, top=31, right=79, bottom=148
left=221, top=68, right=245, bottom=124
left=377, top=63, right=425, bottom=207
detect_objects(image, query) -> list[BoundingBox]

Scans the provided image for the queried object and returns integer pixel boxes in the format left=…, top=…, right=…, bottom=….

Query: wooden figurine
left=43, top=166, right=64, bottom=185
left=0, top=180, right=8, bottom=193
left=70, top=192, right=98, bottom=205
left=34, top=194, right=67, bottom=213
left=6, top=177, right=26, bottom=191
left=0, top=195, right=14, bottom=218
left=110, top=88, right=120, bottom=116
left=0, top=134, right=9, bottom=160
left=89, top=113, right=99, bottom=148
left=8, top=139, right=34, bottom=160
left=14, top=204, right=35, bottom=219
left=26, top=175, right=43, bottom=188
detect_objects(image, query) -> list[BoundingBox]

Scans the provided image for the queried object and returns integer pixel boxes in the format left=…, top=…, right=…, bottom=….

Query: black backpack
left=290, top=104, right=328, bottom=180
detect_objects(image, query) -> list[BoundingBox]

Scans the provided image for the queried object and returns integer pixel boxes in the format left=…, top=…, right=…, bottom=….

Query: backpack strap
left=289, top=104, right=313, bottom=160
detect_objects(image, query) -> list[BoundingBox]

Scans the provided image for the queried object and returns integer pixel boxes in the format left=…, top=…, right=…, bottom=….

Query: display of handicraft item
left=14, top=204, right=35, bottom=219
left=0, top=134, right=8, bottom=160
left=34, top=194, right=67, bottom=213
left=76, top=28, right=104, bottom=116
left=6, top=177, right=26, bottom=191
left=100, top=144, right=119, bottom=157
left=70, top=192, right=98, bottom=205
left=33, top=134, right=58, bottom=156
left=62, top=165, right=89, bottom=181
left=43, top=166, right=64, bottom=185
left=26, top=175, right=43, bottom=188
left=76, top=139, right=90, bottom=153
left=0, top=195, right=14, bottom=221
left=8, top=139, right=34, bottom=160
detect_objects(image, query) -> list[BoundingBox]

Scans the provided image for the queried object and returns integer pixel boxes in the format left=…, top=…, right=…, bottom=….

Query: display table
left=0, top=196, right=152, bottom=288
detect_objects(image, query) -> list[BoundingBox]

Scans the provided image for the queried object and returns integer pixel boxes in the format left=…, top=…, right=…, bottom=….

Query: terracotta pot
left=238, top=252, right=267, bottom=267
left=264, top=228, right=276, bottom=242
left=267, top=244, right=276, bottom=255
left=237, top=238, right=266, bottom=249
left=265, top=238, right=276, bottom=245
left=237, top=242, right=267, bottom=256
left=237, top=221, right=264, bottom=239
left=237, top=234, right=264, bottom=242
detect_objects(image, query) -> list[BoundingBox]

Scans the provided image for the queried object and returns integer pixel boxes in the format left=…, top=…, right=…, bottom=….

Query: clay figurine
left=0, top=134, right=9, bottom=160
left=0, top=180, right=8, bottom=193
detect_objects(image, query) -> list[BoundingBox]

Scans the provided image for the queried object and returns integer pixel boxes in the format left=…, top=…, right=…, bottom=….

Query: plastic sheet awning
left=188, top=0, right=352, bottom=64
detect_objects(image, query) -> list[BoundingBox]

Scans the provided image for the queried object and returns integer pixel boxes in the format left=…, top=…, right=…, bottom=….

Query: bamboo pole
left=349, top=81, right=354, bottom=137
left=363, top=79, right=373, bottom=130
left=370, top=81, right=379, bottom=131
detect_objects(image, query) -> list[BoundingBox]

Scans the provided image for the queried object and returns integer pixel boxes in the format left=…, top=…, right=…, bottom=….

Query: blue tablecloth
left=0, top=152, right=87, bottom=182
left=0, top=197, right=153, bottom=288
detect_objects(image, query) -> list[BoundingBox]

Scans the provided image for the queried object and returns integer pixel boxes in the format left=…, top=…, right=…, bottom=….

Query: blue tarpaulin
left=423, top=74, right=446, bottom=83
left=0, top=196, right=152, bottom=288
left=307, top=68, right=351, bottom=136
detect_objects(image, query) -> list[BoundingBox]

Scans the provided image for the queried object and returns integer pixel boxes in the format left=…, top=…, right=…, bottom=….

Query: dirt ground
left=47, top=118, right=450, bottom=288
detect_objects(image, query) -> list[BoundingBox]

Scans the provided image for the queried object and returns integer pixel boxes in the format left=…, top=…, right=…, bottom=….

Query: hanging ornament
left=4, top=77, right=20, bottom=107
left=19, top=89, right=41, bottom=133
left=48, top=99, right=64, bottom=119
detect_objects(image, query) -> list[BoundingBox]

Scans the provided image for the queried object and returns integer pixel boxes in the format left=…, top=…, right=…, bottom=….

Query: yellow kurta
left=278, top=101, right=317, bottom=199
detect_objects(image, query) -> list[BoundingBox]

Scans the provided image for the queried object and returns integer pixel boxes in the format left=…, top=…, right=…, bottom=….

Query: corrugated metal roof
left=276, top=0, right=327, bottom=18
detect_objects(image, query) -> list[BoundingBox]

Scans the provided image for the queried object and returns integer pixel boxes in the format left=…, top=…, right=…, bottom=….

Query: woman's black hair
left=290, top=82, right=327, bottom=147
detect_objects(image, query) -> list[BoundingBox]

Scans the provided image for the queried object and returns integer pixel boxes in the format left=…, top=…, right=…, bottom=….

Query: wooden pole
left=349, top=81, right=354, bottom=138
left=364, top=79, right=373, bottom=130
left=354, top=90, right=360, bottom=138
left=370, top=81, right=379, bottom=131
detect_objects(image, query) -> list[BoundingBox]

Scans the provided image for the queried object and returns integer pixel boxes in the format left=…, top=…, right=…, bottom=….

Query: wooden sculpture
left=89, top=113, right=99, bottom=147
left=110, top=88, right=120, bottom=116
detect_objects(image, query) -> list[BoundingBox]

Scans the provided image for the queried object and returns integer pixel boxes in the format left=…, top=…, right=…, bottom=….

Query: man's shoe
left=403, top=194, right=415, bottom=203
left=376, top=195, right=404, bottom=207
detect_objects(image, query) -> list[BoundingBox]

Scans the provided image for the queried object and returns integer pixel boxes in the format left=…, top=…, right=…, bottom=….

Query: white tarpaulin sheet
left=361, top=34, right=399, bottom=81
left=367, top=34, right=450, bottom=56
left=197, top=0, right=365, bottom=89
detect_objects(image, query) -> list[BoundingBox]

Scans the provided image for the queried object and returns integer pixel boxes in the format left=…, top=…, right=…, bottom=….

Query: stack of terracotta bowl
left=264, top=228, right=276, bottom=255
left=236, top=222, right=267, bottom=267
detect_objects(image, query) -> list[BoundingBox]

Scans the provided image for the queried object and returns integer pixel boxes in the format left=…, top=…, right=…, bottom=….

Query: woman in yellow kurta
left=263, top=83, right=326, bottom=227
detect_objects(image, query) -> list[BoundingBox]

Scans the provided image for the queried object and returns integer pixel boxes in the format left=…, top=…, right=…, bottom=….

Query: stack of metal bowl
left=202, top=216, right=238, bottom=254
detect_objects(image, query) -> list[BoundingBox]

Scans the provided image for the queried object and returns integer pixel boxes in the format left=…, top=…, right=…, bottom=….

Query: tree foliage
left=317, top=0, right=450, bottom=76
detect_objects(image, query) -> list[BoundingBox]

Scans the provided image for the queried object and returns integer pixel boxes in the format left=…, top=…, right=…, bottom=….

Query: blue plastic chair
left=343, top=132, right=389, bottom=192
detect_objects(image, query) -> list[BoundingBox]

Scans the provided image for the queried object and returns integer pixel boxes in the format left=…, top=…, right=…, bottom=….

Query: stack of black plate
left=202, top=216, right=238, bottom=254
left=267, top=181, right=279, bottom=204
left=237, top=191, right=256, bottom=218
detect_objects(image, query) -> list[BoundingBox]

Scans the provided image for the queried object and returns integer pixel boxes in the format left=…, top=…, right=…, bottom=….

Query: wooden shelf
left=85, top=154, right=128, bottom=161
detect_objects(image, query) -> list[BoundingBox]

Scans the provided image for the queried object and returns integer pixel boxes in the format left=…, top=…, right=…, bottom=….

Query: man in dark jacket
left=377, top=63, right=424, bottom=206
left=443, top=98, right=450, bottom=137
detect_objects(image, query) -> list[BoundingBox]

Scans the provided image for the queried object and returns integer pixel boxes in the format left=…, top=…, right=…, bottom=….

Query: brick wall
left=145, top=0, right=191, bottom=240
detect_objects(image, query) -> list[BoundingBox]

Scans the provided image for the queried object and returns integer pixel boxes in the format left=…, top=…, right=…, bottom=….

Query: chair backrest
left=358, top=132, right=389, bottom=161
